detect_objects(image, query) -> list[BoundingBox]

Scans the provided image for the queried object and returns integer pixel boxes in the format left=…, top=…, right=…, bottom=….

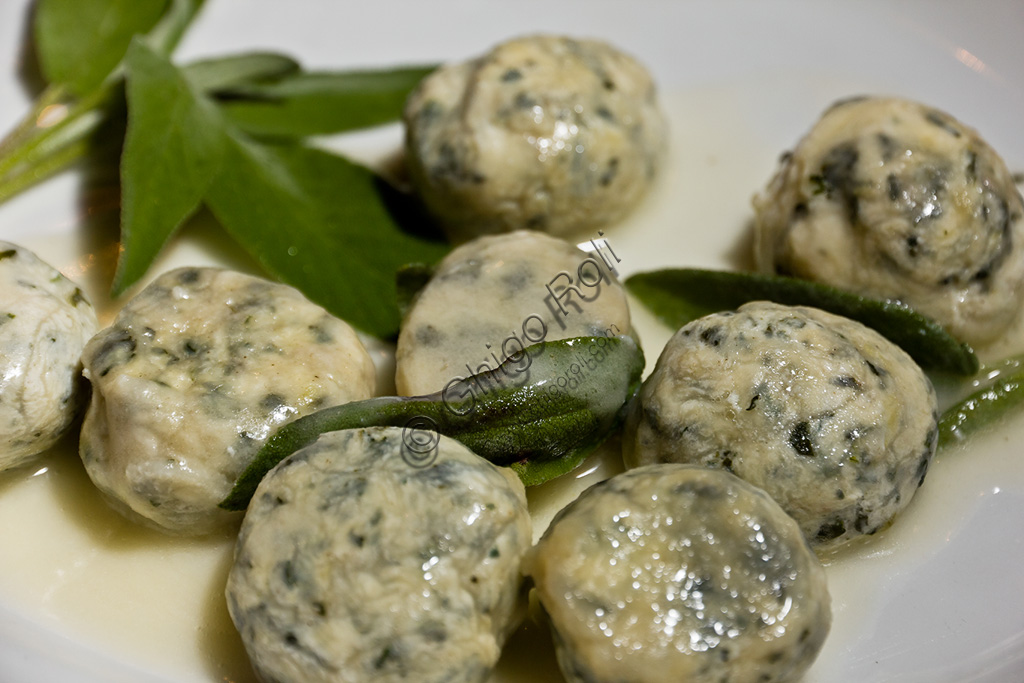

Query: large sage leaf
left=203, top=132, right=449, bottom=337
left=626, top=268, right=978, bottom=375
left=115, top=44, right=448, bottom=335
left=215, top=66, right=436, bottom=138
left=115, top=39, right=226, bottom=295
left=220, top=335, right=645, bottom=510
left=34, top=0, right=171, bottom=96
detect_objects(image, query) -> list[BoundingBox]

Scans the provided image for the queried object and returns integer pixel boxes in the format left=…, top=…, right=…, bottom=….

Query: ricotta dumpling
left=753, top=96, right=1024, bottom=346
left=79, top=267, right=375, bottom=534
left=404, top=34, right=667, bottom=241
left=527, top=464, right=831, bottom=683
left=395, top=230, right=633, bottom=396
left=624, top=302, right=938, bottom=551
left=0, top=242, right=97, bottom=470
left=226, top=427, right=533, bottom=683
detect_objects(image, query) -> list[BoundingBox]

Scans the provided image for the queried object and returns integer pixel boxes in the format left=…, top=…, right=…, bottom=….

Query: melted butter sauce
left=0, top=439, right=252, bottom=682
left=2, top=85, right=1023, bottom=682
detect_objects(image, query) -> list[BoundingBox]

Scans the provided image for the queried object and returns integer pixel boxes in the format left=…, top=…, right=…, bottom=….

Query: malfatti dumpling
left=0, top=241, right=97, bottom=471
left=753, top=96, right=1024, bottom=346
left=404, top=34, right=667, bottom=242
left=624, top=302, right=938, bottom=551
left=527, top=464, right=831, bottom=683
left=226, top=427, right=532, bottom=683
left=79, top=267, right=375, bottom=534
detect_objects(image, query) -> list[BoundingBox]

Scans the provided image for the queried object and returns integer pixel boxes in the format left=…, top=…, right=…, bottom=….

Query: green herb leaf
left=34, top=0, right=170, bottom=96
left=0, top=0, right=204, bottom=211
left=114, top=44, right=447, bottom=332
left=215, top=66, right=435, bottom=138
left=626, top=268, right=979, bottom=375
left=219, top=335, right=645, bottom=510
left=140, top=0, right=206, bottom=58
left=938, top=357, right=1024, bottom=448
left=115, top=39, right=226, bottom=295
left=182, top=52, right=300, bottom=93
left=203, top=133, right=449, bottom=337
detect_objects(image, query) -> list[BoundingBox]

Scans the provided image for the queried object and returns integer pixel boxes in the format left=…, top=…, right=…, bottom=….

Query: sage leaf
left=203, top=133, right=449, bottom=337
left=115, top=39, right=226, bottom=295
left=182, top=52, right=300, bottom=93
left=215, top=66, right=436, bottom=138
left=220, top=335, right=645, bottom=510
left=938, top=357, right=1024, bottom=449
left=115, top=44, right=447, bottom=332
left=34, top=0, right=170, bottom=96
left=139, top=0, right=206, bottom=58
left=626, top=268, right=978, bottom=375
left=0, top=0, right=203, bottom=210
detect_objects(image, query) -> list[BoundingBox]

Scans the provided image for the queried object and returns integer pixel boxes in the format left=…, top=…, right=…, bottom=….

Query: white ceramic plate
left=1, top=1, right=1023, bottom=681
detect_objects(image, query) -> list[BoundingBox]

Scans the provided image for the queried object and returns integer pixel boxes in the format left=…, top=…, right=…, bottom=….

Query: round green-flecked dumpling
left=226, top=427, right=533, bottom=683
left=404, top=34, right=667, bottom=242
left=753, top=96, right=1024, bottom=346
left=79, top=267, right=375, bottom=534
left=526, top=464, right=831, bottom=683
left=624, top=301, right=938, bottom=551
left=0, top=241, right=97, bottom=471
left=395, top=230, right=634, bottom=397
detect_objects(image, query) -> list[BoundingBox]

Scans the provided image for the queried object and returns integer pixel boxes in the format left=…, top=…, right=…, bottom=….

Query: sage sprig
left=626, top=268, right=979, bottom=375
left=1, top=0, right=446, bottom=339
left=220, top=335, right=645, bottom=511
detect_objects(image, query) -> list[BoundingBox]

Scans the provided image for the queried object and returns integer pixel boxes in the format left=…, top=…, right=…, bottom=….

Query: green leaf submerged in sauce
left=938, top=355, right=1024, bottom=449
left=626, top=267, right=979, bottom=376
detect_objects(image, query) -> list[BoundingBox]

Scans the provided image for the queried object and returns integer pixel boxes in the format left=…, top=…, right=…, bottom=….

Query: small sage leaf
left=183, top=52, right=300, bottom=93
left=938, top=356, right=1024, bottom=449
left=626, top=268, right=978, bottom=375
left=219, top=335, right=645, bottom=510
left=215, top=66, right=436, bottom=138
left=203, top=134, right=449, bottom=338
left=140, top=0, right=206, bottom=58
left=34, top=0, right=170, bottom=96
